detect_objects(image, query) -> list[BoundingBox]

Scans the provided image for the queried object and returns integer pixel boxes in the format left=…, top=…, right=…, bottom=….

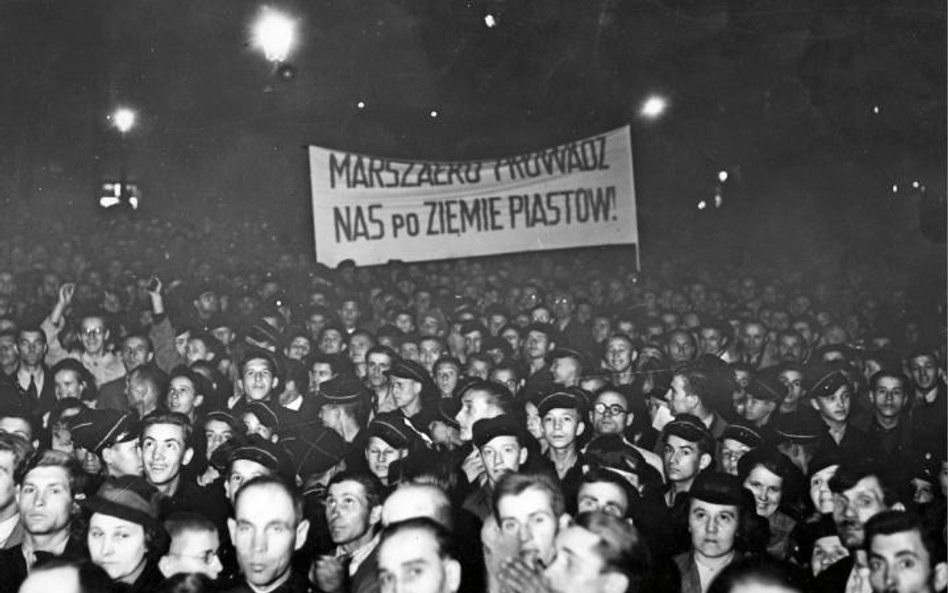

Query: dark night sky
left=0, top=0, right=945, bottom=262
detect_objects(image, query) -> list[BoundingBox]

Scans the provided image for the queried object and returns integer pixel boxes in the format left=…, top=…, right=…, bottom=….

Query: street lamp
left=252, top=7, right=297, bottom=64
left=105, top=107, right=138, bottom=209
left=640, top=95, right=668, bottom=119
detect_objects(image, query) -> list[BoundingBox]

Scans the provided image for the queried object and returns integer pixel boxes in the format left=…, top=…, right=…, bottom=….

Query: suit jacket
left=0, top=537, right=87, bottom=593
left=350, top=547, right=380, bottom=593
left=814, top=555, right=856, bottom=593
left=0, top=519, right=24, bottom=550
left=673, top=552, right=742, bottom=593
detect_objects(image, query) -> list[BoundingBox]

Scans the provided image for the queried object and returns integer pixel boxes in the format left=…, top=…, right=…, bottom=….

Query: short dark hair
left=573, top=511, right=652, bottom=592
left=829, top=459, right=901, bottom=507
left=0, top=433, right=34, bottom=473
left=142, top=411, right=194, bottom=449
left=30, top=558, right=114, bottom=593
left=492, top=472, right=564, bottom=523
left=16, top=449, right=86, bottom=497
left=15, top=325, right=47, bottom=344
left=327, top=471, right=385, bottom=510
left=864, top=510, right=946, bottom=561
left=868, top=369, right=911, bottom=393
left=380, top=516, right=458, bottom=561
left=234, top=475, right=305, bottom=525
left=163, top=511, right=219, bottom=540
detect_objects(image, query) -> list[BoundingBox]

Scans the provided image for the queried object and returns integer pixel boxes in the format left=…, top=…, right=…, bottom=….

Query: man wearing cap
left=538, top=387, right=588, bottom=512
left=718, top=421, right=763, bottom=476
left=224, top=435, right=296, bottom=505
left=662, top=414, right=715, bottom=509
left=70, top=408, right=142, bottom=478
left=666, top=366, right=729, bottom=442
left=318, top=376, right=371, bottom=474
left=242, top=400, right=283, bottom=443
left=741, top=372, right=785, bottom=430
left=674, top=472, right=755, bottom=593
left=906, top=350, right=947, bottom=457
left=0, top=450, right=87, bottom=591
left=386, top=359, right=438, bottom=434
left=364, top=413, right=414, bottom=487
left=464, top=416, right=529, bottom=521
left=806, top=363, right=868, bottom=457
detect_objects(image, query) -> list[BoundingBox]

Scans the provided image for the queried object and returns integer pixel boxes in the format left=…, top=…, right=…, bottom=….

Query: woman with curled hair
left=85, top=476, right=169, bottom=592
left=738, top=446, right=804, bottom=559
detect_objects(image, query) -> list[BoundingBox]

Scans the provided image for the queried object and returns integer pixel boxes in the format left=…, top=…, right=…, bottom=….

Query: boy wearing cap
left=718, top=421, right=763, bottom=476
left=386, top=359, right=438, bottom=434
left=806, top=363, right=868, bottom=457
left=364, top=414, right=413, bottom=487
left=318, top=376, right=371, bottom=474
left=741, top=373, right=785, bottom=430
left=70, top=409, right=143, bottom=478
left=242, top=400, right=282, bottom=443
left=662, top=414, right=715, bottom=508
left=539, top=387, right=588, bottom=512
left=464, top=416, right=529, bottom=521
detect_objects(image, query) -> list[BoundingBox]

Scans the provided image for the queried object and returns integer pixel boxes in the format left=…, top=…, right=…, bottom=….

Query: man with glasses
left=159, top=512, right=224, bottom=580
left=588, top=385, right=663, bottom=475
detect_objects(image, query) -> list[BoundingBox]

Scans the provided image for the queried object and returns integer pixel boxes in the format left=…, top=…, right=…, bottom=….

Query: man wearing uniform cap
left=364, top=412, right=415, bottom=487
left=386, top=359, right=438, bottom=434
left=70, top=408, right=142, bottom=478
left=805, top=362, right=868, bottom=458
left=538, top=386, right=588, bottom=513
left=719, top=420, right=763, bottom=476
left=741, top=371, right=786, bottom=430
left=318, top=376, right=371, bottom=474
left=662, top=414, right=715, bottom=508
left=463, top=416, right=529, bottom=521
left=224, top=434, right=296, bottom=505
left=242, top=400, right=282, bottom=443
left=674, top=472, right=756, bottom=593
left=773, top=409, right=827, bottom=474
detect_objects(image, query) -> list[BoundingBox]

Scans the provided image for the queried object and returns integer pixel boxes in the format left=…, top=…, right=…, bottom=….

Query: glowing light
left=484, top=14, right=497, bottom=28
left=129, top=196, right=139, bottom=209
left=718, top=170, right=728, bottom=183
left=912, top=181, right=920, bottom=188
left=714, top=194, right=723, bottom=208
left=99, top=196, right=120, bottom=208
left=640, top=95, right=668, bottom=119
left=429, top=110, right=439, bottom=118
left=892, top=184, right=898, bottom=193
left=357, top=101, right=366, bottom=109
left=872, top=105, right=880, bottom=114
left=253, top=7, right=297, bottom=63
left=111, top=108, right=137, bottom=134
left=697, top=200, right=707, bottom=210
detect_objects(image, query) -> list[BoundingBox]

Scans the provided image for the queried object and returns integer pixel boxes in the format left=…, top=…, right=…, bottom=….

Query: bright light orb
left=484, top=14, right=497, bottom=28
left=253, top=7, right=297, bottom=63
left=892, top=184, right=898, bottom=193
left=640, top=95, right=668, bottom=119
left=912, top=181, right=920, bottom=188
left=111, top=108, right=137, bottom=134
left=718, top=170, right=728, bottom=183
left=697, top=200, right=707, bottom=210
left=429, top=110, right=439, bottom=118
left=872, top=105, right=880, bottom=114
left=357, top=101, right=366, bottom=109
left=714, top=194, right=723, bottom=208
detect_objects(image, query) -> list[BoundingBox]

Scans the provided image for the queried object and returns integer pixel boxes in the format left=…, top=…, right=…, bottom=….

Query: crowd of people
left=0, top=213, right=944, bottom=593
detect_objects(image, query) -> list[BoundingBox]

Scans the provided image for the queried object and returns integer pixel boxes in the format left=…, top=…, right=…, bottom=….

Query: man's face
left=339, top=301, right=361, bottom=326
left=739, top=323, right=766, bottom=355
left=591, top=391, right=630, bottom=436
left=455, top=390, right=500, bottom=441
left=168, top=377, right=201, bottom=416
left=742, top=395, right=776, bottom=425
left=576, top=481, right=629, bottom=518
left=366, top=353, right=393, bottom=389
left=542, top=408, right=584, bottom=452
left=550, top=358, right=580, bottom=385
left=366, top=437, right=406, bottom=484
left=142, top=423, right=192, bottom=487
left=79, top=317, right=108, bottom=355
left=229, top=484, right=306, bottom=590
left=121, top=336, right=151, bottom=372
left=17, top=331, right=47, bottom=367
left=306, top=314, right=329, bottom=339
left=240, top=359, right=278, bottom=401
left=204, top=419, right=234, bottom=459
left=225, top=458, right=272, bottom=504
left=667, top=375, right=693, bottom=416
left=391, top=377, right=421, bottom=410
left=663, top=434, right=709, bottom=484
left=349, top=335, right=373, bottom=364
left=104, top=440, right=143, bottom=477
left=872, top=376, right=907, bottom=420
left=720, top=439, right=751, bottom=476
left=194, top=292, right=220, bottom=315
left=909, top=355, right=938, bottom=391
left=688, top=499, right=739, bottom=559
left=810, top=465, right=839, bottom=515
left=435, top=364, right=459, bottom=397
left=0, top=335, right=17, bottom=368
left=496, top=486, right=560, bottom=566
left=164, top=528, right=223, bottom=580
left=17, top=466, right=74, bottom=536
left=463, top=331, right=483, bottom=356
left=777, top=369, right=804, bottom=407
left=544, top=526, right=615, bottom=593
left=778, top=335, right=805, bottom=362
left=419, top=340, right=443, bottom=372
left=326, top=480, right=378, bottom=546
left=319, top=329, right=344, bottom=354
left=480, top=436, right=526, bottom=485
left=0, top=451, right=17, bottom=514
left=812, top=535, right=849, bottom=577
left=378, top=526, right=460, bottom=593
left=667, top=332, right=696, bottom=363
left=812, top=385, right=852, bottom=424
left=832, top=475, right=889, bottom=548
left=309, top=362, right=335, bottom=390
left=870, top=529, right=947, bottom=593
left=523, top=331, right=552, bottom=360
left=285, top=337, right=310, bottom=361
left=699, top=328, right=725, bottom=356
left=54, top=369, right=84, bottom=400
left=491, top=369, right=520, bottom=396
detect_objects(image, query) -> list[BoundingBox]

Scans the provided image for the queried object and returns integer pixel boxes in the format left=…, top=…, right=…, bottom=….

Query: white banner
left=308, top=126, right=638, bottom=267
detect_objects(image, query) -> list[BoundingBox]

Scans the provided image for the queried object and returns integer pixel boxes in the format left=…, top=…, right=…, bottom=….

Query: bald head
left=381, top=483, right=452, bottom=529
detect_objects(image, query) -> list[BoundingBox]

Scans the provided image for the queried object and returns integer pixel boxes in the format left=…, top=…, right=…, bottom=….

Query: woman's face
left=88, top=513, right=148, bottom=584
left=743, top=465, right=783, bottom=518
left=809, top=464, right=839, bottom=515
